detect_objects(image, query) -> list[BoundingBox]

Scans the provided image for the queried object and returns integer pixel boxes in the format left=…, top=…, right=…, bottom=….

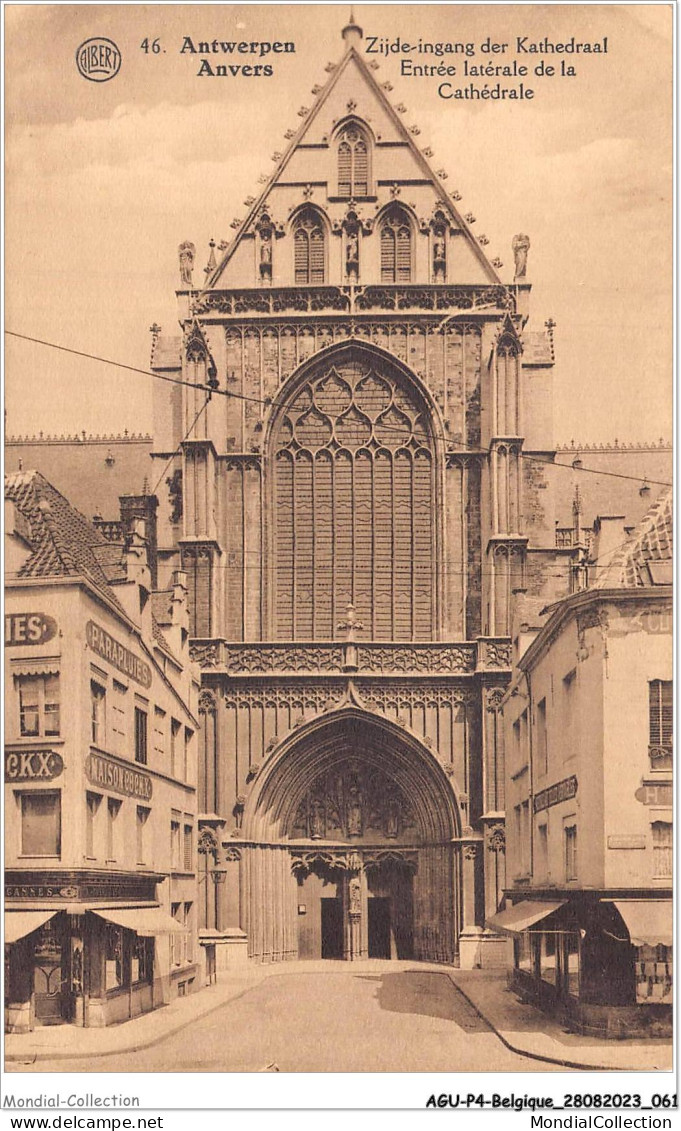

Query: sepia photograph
left=3, top=0, right=674, bottom=1093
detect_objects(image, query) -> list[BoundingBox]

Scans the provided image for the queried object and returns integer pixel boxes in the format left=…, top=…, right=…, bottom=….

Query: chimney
left=591, top=515, right=627, bottom=585
left=119, top=492, right=158, bottom=587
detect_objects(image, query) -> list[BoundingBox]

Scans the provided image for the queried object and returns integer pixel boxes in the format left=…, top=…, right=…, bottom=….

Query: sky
left=4, top=2, right=673, bottom=443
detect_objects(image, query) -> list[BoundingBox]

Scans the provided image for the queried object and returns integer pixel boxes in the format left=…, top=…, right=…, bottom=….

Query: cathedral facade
left=149, top=18, right=560, bottom=968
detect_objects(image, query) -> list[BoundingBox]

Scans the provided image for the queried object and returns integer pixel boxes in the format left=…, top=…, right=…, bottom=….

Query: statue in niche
left=385, top=796, right=400, bottom=839
left=178, top=241, right=196, bottom=286
left=346, top=231, right=359, bottom=264
left=348, top=876, right=362, bottom=916
left=512, top=233, right=531, bottom=278
left=260, top=230, right=272, bottom=266
left=346, top=783, right=363, bottom=837
left=309, top=798, right=325, bottom=840
left=433, top=233, right=446, bottom=264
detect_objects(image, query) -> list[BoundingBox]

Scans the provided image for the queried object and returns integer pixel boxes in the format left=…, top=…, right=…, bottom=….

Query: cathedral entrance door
left=321, top=898, right=344, bottom=959
left=368, top=897, right=391, bottom=959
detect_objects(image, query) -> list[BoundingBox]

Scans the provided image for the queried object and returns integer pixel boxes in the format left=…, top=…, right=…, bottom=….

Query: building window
left=86, top=791, right=102, bottom=858
left=380, top=207, right=412, bottom=283
left=170, top=718, right=181, bottom=778
left=171, top=816, right=181, bottom=871
left=293, top=210, right=325, bottom=284
left=536, top=697, right=548, bottom=775
left=184, top=728, right=193, bottom=782
left=20, top=791, right=61, bottom=856
left=107, top=797, right=122, bottom=861
left=652, top=821, right=672, bottom=879
left=136, top=805, right=150, bottom=865
left=183, top=823, right=193, bottom=872
left=564, top=823, right=578, bottom=881
left=649, top=680, right=673, bottom=770
left=337, top=123, right=369, bottom=196
left=90, top=681, right=106, bottom=746
left=537, top=822, right=548, bottom=882
left=105, top=924, right=124, bottom=990
left=171, top=902, right=183, bottom=965
left=16, top=673, right=60, bottom=738
left=111, top=680, right=127, bottom=755
left=134, top=704, right=148, bottom=765
left=271, top=351, right=437, bottom=641
left=185, top=902, right=194, bottom=963
left=153, top=707, right=166, bottom=759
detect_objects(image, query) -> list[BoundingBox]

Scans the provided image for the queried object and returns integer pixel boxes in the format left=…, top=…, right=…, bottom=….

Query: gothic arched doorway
left=240, top=704, right=462, bottom=964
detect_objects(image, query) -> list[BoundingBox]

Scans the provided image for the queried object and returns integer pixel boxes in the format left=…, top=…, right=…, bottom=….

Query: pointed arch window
left=271, top=354, right=437, bottom=641
left=337, top=124, right=369, bottom=197
left=380, top=208, right=412, bottom=283
left=293, top=210, right=326, bottom=285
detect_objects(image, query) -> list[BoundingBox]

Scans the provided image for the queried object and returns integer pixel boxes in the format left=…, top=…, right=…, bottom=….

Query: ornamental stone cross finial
left=149, top=323, right=161, bottom=337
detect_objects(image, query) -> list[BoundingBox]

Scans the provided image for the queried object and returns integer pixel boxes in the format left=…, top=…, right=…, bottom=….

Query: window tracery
left=380, top=207, right=413, bottom=283
left=293, top=210, right=326, bottom=285
left=337, top=123, right=369, bottom=197
left=271, top=357, right=436, bottom=641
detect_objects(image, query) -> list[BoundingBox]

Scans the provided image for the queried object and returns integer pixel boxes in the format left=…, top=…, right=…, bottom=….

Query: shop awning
left=93, top=908, right=187, bottom=936
left=5, top=910, right=57, bottom=944
left=487, top=900, right=566, bottom=936
left=611, top=901, right=673, bottom=948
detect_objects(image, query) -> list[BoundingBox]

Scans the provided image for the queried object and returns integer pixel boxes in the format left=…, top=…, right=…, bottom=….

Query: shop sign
left=86, top=621, right=152, bottom=688
left=5, top=612, right=58, bottom=646
left=533, top=774, right=578, bottom=814
left=5, top=883, right=79, bottom=900
left=607, top=835, right=646, bottom=849
left=635, top=782, right=673, bottom=807
left=86, top=751, right=153, bottom=800
left=5, top=749, right=64, bottom=782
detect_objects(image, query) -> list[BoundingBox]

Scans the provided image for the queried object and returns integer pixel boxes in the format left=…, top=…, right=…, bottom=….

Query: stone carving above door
left=291, top=761, right=415, bottom=842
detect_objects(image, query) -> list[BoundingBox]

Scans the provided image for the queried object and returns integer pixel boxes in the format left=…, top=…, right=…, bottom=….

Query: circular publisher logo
left=76, top=37, right=122, bottom=82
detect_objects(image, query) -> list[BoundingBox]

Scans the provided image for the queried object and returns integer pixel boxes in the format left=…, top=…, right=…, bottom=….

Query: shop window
left=539, top=932, right=557, bottom=986
left=153, top=707, right=166, bottom=759
left=105, top=924, right=124, bottom=991
left=20, top=790, right=61, bottom=856
left=380, top=207, right=412, bottom=283
left=514, top=932, right=532, bottom=974
left=652, top=821, right=673, bottom=878
left=170, top=718, right=181, bottom=777
left=86, top=791, right=102, bottom=859
left=111, top=681, right=127, bottom=755
left=536, top=698, right=548, bottom=775
left=136, top=806, right=150, bottom=865
left=183, top=824, right=193, bottom=872
left=171, top=817, right=181, bottom=871
left=293, top=210, right=325, bottom=284
left=134, top=704, right=148, bottom=765
left=636, top=943, right=673, bottom=1003
left=649, top=680, right=673, bottom=770
left=107, top=797, right=122, bottom=861
left=16, top=673, right=60, bottom=738
left=90, top=681, right=106, bottom=746
left=132, top=936, right=153, bottom=984
left=564, top=823, right=578, bottom=881
left=564, top=932, right=580, bottom=997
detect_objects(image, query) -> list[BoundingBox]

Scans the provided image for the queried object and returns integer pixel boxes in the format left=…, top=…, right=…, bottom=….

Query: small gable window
left=380, top=207, right=412, bottom=283
left=293, top=211, right=325, bottom=285
left=337, top=124, right=369, bottom=197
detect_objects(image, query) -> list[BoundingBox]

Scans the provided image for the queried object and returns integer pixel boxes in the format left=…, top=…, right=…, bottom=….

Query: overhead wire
left=5, top=328, right=672, bottom=488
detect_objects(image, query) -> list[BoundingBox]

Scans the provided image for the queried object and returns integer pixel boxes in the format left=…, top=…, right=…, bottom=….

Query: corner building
left=150, top=19, right=559, bottom=968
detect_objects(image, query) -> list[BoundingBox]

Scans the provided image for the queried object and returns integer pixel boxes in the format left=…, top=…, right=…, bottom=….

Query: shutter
left=396, top=225, right=411, bottom=281
left=381, top=228, right=395, bottom=282
left=354, top=140, right=368, bottom=195
left=294, top=229, right=309, bottom=284
left=661, top=680, right=673, bottom=744
left=649, top=680, right=662, bottom=745
left=309, top=227, right=325, bottom=283
left=338, top=142, right=352, bottom=196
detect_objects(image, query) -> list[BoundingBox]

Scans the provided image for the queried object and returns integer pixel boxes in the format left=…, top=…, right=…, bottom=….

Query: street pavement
left=7, top=964, right=554, bottom=1073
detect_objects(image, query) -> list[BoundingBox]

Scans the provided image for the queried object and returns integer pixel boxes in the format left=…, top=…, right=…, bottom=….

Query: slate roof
left=595, top=488, right=673, bottom=588
left=5, top=470, right=178, bottom=658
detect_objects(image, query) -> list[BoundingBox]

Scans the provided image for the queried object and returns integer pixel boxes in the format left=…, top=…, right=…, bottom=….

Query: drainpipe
left=525, top=669, right=534, bottom=882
